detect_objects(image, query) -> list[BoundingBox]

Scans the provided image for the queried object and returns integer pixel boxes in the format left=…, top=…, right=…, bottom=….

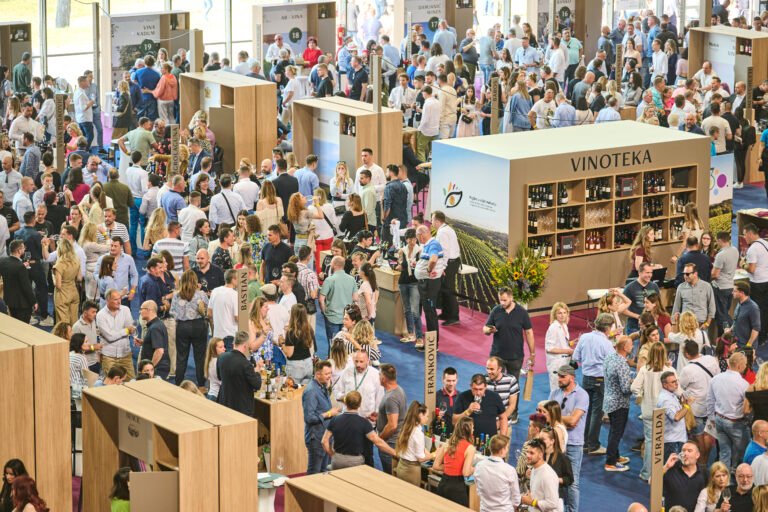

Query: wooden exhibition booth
left=0, top=22, right=32, bottom=69
left=180, top=70, right=277, bottom=172
left=253, top=0, right=337, bottom=72
left=254, top=389, right=308, bottom=475
left=285, top=465, right=469, bottom=512
left=688, top=25, right=768, bottom=91
left=83, top=381, right=259, bottom=512
left=98, top=11, right=202, bottom=94
left=0, top=316, right=71, bottom=512
left=292, top=96, right=402, bottom=186
left=429, top=122, right=711, bottom=311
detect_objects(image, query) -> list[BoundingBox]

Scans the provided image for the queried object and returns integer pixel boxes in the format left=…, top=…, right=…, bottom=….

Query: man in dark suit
left=273, top=158, right=298, bottom=223
left=188, top=138, right=211, bottom=177
left=0, top=239, right=36, bottom=322
left=15, top=211, right=50, bottom=326
left=217, top=330, right=262, bottom=416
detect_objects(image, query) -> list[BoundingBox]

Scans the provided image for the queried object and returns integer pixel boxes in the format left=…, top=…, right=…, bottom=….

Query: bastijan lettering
left=571, top=149, right=652, bottom=172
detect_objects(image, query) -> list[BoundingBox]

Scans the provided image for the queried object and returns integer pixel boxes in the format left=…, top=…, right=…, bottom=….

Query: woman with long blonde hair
left=143, top=208, right=168, bottom=253
left=694, top=462, right=729, bottom=512
left=80, top=182, right=111, bottom=224
left=545, top=302, right=573, bottom=390
left=256, top=179, right=284, bottom=229
left=433, top=415, right=476, bottom=505
left=330, top=161, right=353, bottom=213
left=631, top=342, right=675, bottom=481
left=287, top=192, right=319, bottom=256
left=669, top=311, right=706, bottom=371
left=170, top=270, right=209, bottom=386
left=676, top=203, right=704, bottom=260
left=248, top=296, right=276, bottom=364
left=79, top=222, right=110, bottom=300
left=52, top=238, right=81, bottom=324
left=395, top=401, right=433, bottom=486
left=347, top=319, right=381, bottom=365
left=596, top=288, right=632, bottom=333
left=754, top=481, right=768, bottom=512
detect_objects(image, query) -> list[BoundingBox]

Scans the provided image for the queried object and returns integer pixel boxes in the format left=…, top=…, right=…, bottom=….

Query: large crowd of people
left=1, top=4, right=768, bottom=512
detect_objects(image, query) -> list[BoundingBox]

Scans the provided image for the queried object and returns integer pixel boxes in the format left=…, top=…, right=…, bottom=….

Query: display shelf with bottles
left=524, top=164, right=698, bottom=260
left=528, top=235, right=555, bottom=259
left=737, top=37, right=754, bottom=56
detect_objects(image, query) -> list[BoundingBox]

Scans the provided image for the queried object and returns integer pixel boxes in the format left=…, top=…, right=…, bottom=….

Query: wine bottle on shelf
left=547, top=185, right=553, bottom=207
left=559, top=184, right=568, bottom=205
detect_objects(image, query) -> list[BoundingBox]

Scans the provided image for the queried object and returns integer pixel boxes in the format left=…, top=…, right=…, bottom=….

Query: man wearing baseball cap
left=548, top=362, right=589, bottom=512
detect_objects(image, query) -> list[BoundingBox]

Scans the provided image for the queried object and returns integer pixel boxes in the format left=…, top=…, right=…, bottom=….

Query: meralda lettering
left=571, top=149, right=652, bottom=172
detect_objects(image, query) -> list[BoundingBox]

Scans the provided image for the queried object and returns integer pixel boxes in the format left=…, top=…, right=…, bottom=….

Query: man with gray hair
left=247, top=59, right=266, bottom=80
left=572, top=312, right=616, bottom=455
left=217, top=330, right=263, bottom=416
left=96, top=288, right=137, bottom=379
left=137, top=300, right=171, bottom=380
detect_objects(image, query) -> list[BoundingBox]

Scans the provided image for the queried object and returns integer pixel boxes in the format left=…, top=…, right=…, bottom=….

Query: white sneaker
left=29, top=317, right=39, bottom=326
left=38, top=317, right=54, bottom=327
left=734, top=182, right=744, bottom=189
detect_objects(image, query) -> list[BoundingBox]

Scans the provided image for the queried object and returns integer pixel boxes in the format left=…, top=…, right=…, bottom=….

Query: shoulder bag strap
left=220, top=191, right=236, bottom=227
left=691, top=361, right=714, bottom=379
left=322, top=208, right=338, bottom=236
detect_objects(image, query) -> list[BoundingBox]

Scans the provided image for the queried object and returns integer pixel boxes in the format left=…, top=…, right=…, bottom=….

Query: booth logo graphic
left=443, top=182, right=463, bottom=208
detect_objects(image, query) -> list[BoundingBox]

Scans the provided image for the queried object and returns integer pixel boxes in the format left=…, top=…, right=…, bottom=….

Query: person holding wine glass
left=693, top=461, right=729, bottom=512
left=436, top=367, right=460, bottom=437
left=713, top=463, right=754, bottom=511
left=452, top=373, right=509, bottom=439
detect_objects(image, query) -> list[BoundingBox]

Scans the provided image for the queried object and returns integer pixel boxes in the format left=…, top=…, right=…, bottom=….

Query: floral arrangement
left=489, top=245, right=549, bottom=305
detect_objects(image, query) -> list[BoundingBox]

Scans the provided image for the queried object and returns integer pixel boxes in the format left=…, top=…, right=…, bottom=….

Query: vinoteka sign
left=571, top=149, right=652, bottom=172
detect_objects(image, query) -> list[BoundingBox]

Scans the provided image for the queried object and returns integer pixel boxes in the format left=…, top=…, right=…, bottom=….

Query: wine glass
left=439, top=403, right=447, bottom=419
left=276, top=456, right=285, bottom=474
left=474, top=395, right=483, bottom=414
left=722, top=487, right=731, bottom=503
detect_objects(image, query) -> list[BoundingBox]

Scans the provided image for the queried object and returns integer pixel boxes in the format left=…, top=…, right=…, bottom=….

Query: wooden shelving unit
left=525, top=165, right=698, bottom=260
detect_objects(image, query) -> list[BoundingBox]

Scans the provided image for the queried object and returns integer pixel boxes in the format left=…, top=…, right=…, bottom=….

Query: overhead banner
left=430, top=142, right=509, bottom=311
left=404, top=0, right=444, bottom=42
left=110, top=15, right=161, bottom=89
left=262, top=5, right=309, bottom=58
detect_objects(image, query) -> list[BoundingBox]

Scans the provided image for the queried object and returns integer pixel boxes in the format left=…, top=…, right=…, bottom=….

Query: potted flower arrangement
left=489, top=245, right=549, bottom=306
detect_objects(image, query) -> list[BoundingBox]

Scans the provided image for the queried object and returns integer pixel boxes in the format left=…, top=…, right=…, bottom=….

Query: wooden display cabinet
left=0, top=22, right=32, bottom=68
left=254, top=389, right=308, bottom=475
left=0, top=316, right=70, bottom=512
left=524, top=164, right=700, bottom=260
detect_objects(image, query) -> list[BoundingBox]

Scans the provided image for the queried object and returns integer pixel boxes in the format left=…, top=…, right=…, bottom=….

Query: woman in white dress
left=545, top=302, right=574, bottom=391
left=456, top=86, right=480, bottom=138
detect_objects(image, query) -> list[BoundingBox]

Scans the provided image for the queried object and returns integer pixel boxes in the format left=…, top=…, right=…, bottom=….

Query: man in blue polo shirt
left=294, top=154, right=320, bottom=205
left=414, top=225, right=446, bottom=350
left=549, top=364, right=589, bottom=512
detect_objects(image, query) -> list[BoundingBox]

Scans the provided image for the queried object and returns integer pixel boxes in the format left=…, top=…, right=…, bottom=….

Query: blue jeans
left=323, top=319, right=342, bottom=349
left=92, top=110, right=103, bottom=150
left=713, top=287, right=733, bottom=330
left=306, top=436, right=330, bottom=474
left=398, top=283, right=423, bottom=339
left=129, top=197, right=145, bottom=256
left=379, top=443, right=395, bottom=475
left=286, top=358, right=313, bottom=386
left=565, top=444, right=583, bottom=512
left=479, top=64, right=494, bottom=85
left=582, top=375, right=605, bottom=451
left=640, top=414, right=652, bottom=480
left=715, top=416, right=748, bottom=473
left=80, top=121, right=94, bottom=149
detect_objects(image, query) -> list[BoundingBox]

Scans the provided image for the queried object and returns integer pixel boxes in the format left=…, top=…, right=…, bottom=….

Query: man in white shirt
left=679, top=340, right=720, bottom=444
left=96, top=288, right=137, bottom=379
left=388, top=73, right=417, bottom=125
left=744, top=223, right=768, bottom=345
left=74, top=75, right=95, bottom=149
left=125, top=150, right=148, bottom=256
left=207, top=269, right=239, bottom=351
left=416, top=85, right=440, bottom=161
left=529, top=89, right=556, bottom=130
left=475, top=434, right=521, bottom=511
left=353, top=148, right=386, bottom=203
left=547, top=37, right=567, bottom=87
left=436, top=74, right=458, bottom=140
left=0, top=215, right=8, bottom=257
left=336, top=350, right=384, bottom=421
left=209, top=174, right=247, bottom=230
left=693, top=61, right=718, bottom=91
left=179, top=191, right=207, bottom=244
left=233, top=50, right=251, bottom=75
left=521, top=438, right=562, bottom=511
left=707, top=351, right=749, bottom=474
left=12, top=177, right=34, bottom=221
left=703, top=77, right=726, bottom=108
left=595, top=97, right=622, bottom=123
left=265, top=35, right=293, bottom=64
left=261, top=283, right=289, bottom=339
left=650, top=39, right=668, bottom=81
left=431, top=211, right=460, bottom=326
left=233, top=164, right=260, bottom=211
left=503, top=28, right=522, bottom=59
left=8, top=103, right=42, bottom=149
left=701, top=102, right=732, bottom=154
left=730, top=81, right=747, bottom=112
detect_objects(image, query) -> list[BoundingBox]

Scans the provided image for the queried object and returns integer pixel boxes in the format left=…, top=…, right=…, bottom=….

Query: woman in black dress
left=339, top=193, right=367, bottom=239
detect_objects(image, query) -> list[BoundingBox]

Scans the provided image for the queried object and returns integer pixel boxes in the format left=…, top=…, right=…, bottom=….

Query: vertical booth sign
left=237, top=268, right=249, bottom=333
left=110, top=15, right=161, bottom=89
left=650, top=408, right=665, bottom=512
left=709, top=153, right=733, bottom=235
left=423, top=331, right=437, bottom=419
left=170, top=125, right=180, bottom=176
left=55, top=94, right=66, bottom=172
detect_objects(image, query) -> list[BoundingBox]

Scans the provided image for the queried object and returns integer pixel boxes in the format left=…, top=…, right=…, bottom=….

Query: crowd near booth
left=6, top=0, right=768, bottom=511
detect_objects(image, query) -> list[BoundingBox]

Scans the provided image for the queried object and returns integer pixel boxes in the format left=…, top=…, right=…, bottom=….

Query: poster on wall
left=404, top=0, right=443, bottom=43
left=709, top=153, right=733, bottom=235
left=344, top=0, right=395, bottom=49
left=430, top=143, right=509, bottom=311
left=118, top=409, right=153, bottom=463
left=111, top=15, right=161, bottom=89
left=262, top=5, right=309, bottom=59
left=537, top=0, right=576, bottom=45
left=313, top=110, right=341, bottom=185
left=703, top=33, right=736, bottom=90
